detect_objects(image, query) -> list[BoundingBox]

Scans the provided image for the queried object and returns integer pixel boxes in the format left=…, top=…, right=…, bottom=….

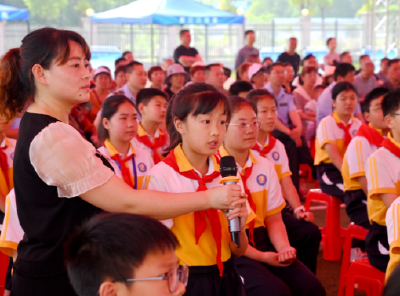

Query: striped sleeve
left=278, top=141, right=292, bottom=179
left=386, top=197, right=400, bottom=282
left=366, top=155, right=398, bottom=199
left=347, top=137, right=371, bottom=179
left=316, top=117, right=336, bottom=148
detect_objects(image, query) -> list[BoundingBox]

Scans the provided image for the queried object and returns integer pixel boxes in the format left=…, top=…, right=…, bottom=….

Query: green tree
left=23, top=0, right=68, bottom=23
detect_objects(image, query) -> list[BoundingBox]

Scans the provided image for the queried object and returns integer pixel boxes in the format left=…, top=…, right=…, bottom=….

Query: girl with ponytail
left=1, top=28, right=246, bottom=296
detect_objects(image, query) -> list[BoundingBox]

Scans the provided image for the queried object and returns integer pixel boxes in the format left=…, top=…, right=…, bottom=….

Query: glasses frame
left=114, top=265, right=189, bottom=294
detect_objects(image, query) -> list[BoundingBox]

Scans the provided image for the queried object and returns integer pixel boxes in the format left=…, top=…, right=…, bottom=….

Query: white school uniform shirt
left=365, top=133, right=400, bottom=227
left=315, top=111, right=362, bottom=166
left=131, top=123, right=170, bottom=159
left=98, top=140, right=154, bottom=189
left=386, top=196, right=400, bottom=280
left=342, top=125, right=384, bottom=192
left=0, top=189, right=24, bottom=257
left=252, top=134, right=292, bottom=182
left=143, top=144, right=255, bottom=267
left=219, top=146, right=285, bottom=229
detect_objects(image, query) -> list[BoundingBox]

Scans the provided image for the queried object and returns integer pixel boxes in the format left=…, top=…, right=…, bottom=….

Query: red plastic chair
left=338, top=223, right=386, bottom=296
left=305, top=189, right=347, bottom=261
left=300, top=164, right=314, bottom=183
left=338, top=223, right=368, bottom=296
left=0, top=252, right=9, bottom=295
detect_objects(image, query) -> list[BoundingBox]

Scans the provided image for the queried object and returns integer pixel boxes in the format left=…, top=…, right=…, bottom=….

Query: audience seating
left=305, top=189, right=346, bottom=261
left=338, top=223, right=385, bottom=296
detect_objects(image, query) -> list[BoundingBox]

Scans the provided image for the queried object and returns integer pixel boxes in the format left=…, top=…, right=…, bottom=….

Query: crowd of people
left=0, top=26, right=399, bottom=296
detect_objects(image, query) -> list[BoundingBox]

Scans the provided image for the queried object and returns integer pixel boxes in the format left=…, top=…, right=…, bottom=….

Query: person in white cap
left=248, top=63, right=266, bottom=89
left=164, top=64, right=189, bottom=100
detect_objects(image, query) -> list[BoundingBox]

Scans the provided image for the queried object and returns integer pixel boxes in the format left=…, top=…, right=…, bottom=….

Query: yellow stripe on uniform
left=0, top=195, right=11, bottom=243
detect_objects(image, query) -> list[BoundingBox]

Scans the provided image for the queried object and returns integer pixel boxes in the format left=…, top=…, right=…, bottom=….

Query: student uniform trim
left=144, top=144, right=255, bottom=267
left=252, top=135, right=292, bottom=182
left=219, top=145, right=285, bottom=229
left=386, top=197, right=400, bottom=281
left=131, top=122, right=169, bottom=160
left=98, top=140, right=154, bottom=189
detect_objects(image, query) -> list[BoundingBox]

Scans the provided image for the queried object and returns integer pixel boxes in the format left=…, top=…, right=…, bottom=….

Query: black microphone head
left=220, top=155, right=237, bottom=177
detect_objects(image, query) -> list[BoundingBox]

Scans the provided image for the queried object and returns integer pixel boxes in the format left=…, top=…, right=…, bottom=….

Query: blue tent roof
left=91, top=0, right=244, bottom=25
left=0, top=4, right=29, bottom=21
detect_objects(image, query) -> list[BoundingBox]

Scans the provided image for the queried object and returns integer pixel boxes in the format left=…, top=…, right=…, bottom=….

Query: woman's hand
left=277, top=246, right=296, bottom=266
left=206, top=185, right=247, bottom=210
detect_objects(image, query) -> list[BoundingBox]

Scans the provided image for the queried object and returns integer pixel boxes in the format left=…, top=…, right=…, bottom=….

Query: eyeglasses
left=228, top=120, right=262, bottom=130
left=392, top=113, right=400, bottom=116
left=114, top=265, right=189, bottom=293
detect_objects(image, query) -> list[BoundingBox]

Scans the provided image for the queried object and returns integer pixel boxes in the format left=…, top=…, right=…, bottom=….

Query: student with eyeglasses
left=65, top=212, right=188, bottom=296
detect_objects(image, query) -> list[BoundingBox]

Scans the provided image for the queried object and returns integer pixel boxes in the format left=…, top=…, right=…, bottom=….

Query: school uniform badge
left=272, top=151, right=280, bottom=161
left=257, top=174, right=267, bottom=186
left=138, top=163, right=147, bottom=173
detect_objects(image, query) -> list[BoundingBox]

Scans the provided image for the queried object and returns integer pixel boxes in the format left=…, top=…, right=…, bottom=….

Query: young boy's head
left=246, top=89, right=277, bottom=134
left=65, top=213, right=185, bottom=296
left=382, top=88, right=400, bottom=138
left=331, top=81, right=357, bottom=118
left=136, top=88, right=168, bottom=124
left=362, top=87, right=390, bottom=130
left=229, top=81, right=254, bottom=98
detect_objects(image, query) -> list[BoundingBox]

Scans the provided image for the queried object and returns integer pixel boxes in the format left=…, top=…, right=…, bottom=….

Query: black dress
left=12, top=113, right=114, bottom=296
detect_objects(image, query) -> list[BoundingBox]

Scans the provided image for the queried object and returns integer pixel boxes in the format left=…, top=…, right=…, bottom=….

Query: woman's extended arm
left=80, top=175, right=246, bottom=220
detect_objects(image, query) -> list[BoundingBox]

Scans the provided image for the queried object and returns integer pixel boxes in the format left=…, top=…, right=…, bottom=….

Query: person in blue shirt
left=265, top=62, right=315, bottom=197
left=317, top=63, right=364, bottom=127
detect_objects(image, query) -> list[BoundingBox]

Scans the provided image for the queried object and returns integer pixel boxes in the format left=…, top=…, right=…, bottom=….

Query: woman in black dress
left=0, top=28, right=245, bottom=296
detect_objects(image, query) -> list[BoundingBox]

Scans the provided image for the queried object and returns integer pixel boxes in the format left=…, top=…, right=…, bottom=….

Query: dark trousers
left=235, top=227, right=325, bottom=296
left=316, top=163, right=345, bottom=201
left=13, top=272, right=78, bottom=296
left=344, top=189, right=372, bottom=250
left=282, top=210, right=322, bottom=274
left=185, top=257, right=246, bottom=296
left=271, top=130, right=315, bottom=195
left=366, top=223, right=390, bottom=272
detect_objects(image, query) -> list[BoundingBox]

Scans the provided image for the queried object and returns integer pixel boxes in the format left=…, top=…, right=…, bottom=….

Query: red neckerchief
left=103, top=141, right=135, bottom=188
left=0, top=144, right=9, bottom=190
left=382, top=136, right=400, bottom=159
left=331, top=113, right=353, bottom=147
left=162, top=149, right=224, bottom=276
left=216, top=150, right=255, bottom=246
left=355, top=124, right=384, bottom=148
left=252, top=134, right=276, bottom=157
left=135, top=129, right=167, bottom=164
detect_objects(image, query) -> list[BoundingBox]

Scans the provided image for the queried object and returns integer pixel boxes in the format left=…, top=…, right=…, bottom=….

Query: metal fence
left=4, top=18, right=364, bottom=70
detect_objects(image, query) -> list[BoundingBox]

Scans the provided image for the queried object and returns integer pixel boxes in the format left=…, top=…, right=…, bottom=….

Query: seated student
left=65, top=213, right=187, bottom=296
left=229, top=81, right=254, bottom=98
left=144, top=83, right=252, bottom=296
left=342, top=87, right=390, bottom=258
left=265, top=62, right=315, bottom=197
left=131, top=89, right=169, bottom=164
left=385, top=196, right=400, bottom=283
left=97, top=95, right=154, bottom=189
left=221, top=96, right=325, bottom=296
left=248, top=64, right=266, bottom=89
left=247, top=89, right=322, bottom=274
left=365, top=88, right=400, bottom=273
left=315, top=82, right=362, bottom=201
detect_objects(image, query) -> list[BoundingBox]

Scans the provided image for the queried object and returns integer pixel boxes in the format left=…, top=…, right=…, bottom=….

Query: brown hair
left=301, top=66, right=317, bottom=76
left=237, top=62, right=252, bottom=81
left=0, top=28, right=91, bottom=122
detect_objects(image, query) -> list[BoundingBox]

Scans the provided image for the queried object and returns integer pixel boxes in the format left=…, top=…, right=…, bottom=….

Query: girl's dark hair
left=228, top=95, right=257, bottom=115
left=166, top=82, right=231, bottom=151
left=0, top=28, right=91, bottom=122
left=301, top=66, right=317, bottom=76
left=245, top=89, right=277, bottom=107
left=98, top=95, right=136, bottom=144
left=331, top=81, right=357, bottom=101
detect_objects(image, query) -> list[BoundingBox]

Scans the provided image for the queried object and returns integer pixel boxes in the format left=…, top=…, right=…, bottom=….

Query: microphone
left=219, top=155, right=241, bottom=248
